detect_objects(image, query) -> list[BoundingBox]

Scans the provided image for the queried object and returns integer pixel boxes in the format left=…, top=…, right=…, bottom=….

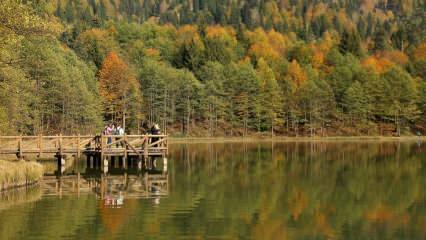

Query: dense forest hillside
left=0, top=0, right=425, bottom=136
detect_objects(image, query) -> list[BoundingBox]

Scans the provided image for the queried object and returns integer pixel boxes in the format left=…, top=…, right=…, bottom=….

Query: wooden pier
left=0, top=134, right=168, bottom=167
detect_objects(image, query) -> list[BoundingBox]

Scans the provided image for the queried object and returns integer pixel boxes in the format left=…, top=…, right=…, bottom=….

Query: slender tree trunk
left=186, top=95, right=190, bottom=136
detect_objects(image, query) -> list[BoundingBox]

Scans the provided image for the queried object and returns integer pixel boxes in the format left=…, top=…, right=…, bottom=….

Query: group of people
left=103, top=123, right=125, bottom=136
left=102, top=122, right=162, bottom=146
left=103, top=123, right=125, bottom=146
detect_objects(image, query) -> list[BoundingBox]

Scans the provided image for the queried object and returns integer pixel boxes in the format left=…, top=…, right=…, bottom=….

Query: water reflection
left=168, top=140, right=426, bottom=240
left=0, top=140, right=425, bottom=240
left=41, top=159, right=169, bottom=205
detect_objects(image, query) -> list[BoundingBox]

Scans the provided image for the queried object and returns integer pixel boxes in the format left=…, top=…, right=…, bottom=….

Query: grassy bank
left=0, top=160, right=43, bottom=191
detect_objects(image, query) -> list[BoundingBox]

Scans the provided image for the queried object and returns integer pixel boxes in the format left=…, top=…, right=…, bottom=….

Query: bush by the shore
left=0, top=160, right=43, bottom=191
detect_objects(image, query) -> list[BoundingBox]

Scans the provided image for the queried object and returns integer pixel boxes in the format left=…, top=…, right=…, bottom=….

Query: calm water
left=1, top=140, right=426, bottom=240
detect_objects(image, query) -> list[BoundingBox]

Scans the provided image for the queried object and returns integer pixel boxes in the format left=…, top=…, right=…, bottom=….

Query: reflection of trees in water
left=165, top=141, right=426, bottom=239
left=0, top=142, right=424, bottom=239
left=0, top=190, right=97, bottom=239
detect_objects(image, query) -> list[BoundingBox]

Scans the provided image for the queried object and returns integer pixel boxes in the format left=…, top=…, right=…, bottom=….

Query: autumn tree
left=203, top=25, right=238, bottom=64
left=98, top=52, right=142, bottom=130
left=173, top=25, right=205, bottom=71
left=286, top=60, right=307, bottom=90
left=74, top=28, right=119, bottom=68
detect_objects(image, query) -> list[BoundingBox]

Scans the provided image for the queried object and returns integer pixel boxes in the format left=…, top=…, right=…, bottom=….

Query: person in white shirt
left=116, top=125, right=125, bottom=148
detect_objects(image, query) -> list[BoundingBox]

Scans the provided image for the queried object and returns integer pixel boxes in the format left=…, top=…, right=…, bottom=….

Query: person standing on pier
left=106, top=123, right=113, bottom=148
left=116, top=124, right=125, bottom=148
left=151, top=124, right=161, bottom=147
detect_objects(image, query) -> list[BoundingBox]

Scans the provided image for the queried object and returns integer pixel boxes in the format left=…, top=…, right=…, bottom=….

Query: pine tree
left=339, top=29, right=362, bottom=56
left=256, top=58, right=283, bottom=134
left=343, top=81, right=371, bottom=123
left=373, top=27, right=388, bottom=52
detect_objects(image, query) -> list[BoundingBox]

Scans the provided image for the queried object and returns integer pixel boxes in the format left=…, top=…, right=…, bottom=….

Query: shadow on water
left=0, top=140, right=425, bottom=239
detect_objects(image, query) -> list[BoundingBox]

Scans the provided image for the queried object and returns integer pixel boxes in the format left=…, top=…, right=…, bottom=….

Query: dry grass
left=0, top=160, right=43, bottom=191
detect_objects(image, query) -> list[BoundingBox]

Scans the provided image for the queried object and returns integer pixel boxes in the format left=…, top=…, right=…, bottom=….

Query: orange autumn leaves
left=98, top=52, right=140, bottom=110
left=361, top=50, right=409, bottom=74
left=245, top=28, right=294, bottom=63
left=287, top=60, right=308, bottom=88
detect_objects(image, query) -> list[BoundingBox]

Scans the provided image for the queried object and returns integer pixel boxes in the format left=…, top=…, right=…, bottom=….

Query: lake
left=0, top=140, right=425, bottom=239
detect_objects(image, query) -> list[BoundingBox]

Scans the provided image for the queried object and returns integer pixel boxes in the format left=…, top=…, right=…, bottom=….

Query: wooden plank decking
left=0, top=134, right=168, bottom=160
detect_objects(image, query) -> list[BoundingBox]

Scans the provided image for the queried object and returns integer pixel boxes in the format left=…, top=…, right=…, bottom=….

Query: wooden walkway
left=0, top=135, right=168, bottom=161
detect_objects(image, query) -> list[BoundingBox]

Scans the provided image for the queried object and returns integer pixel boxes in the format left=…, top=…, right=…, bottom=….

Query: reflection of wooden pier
left=0, top=135, right=168, bottom=167
left=42, top=172, right=168, bottom=200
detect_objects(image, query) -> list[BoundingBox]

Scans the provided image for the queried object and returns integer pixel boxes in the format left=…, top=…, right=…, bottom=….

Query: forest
left=0, top=0, right=425, bottom=136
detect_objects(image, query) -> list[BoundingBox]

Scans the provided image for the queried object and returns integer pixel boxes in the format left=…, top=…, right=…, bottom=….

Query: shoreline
left=168, top=136, right=426, bottom=143
left=0, top=160, right=44, bottom=192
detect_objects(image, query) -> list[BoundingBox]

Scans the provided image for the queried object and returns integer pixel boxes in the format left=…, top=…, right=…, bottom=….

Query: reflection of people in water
left=103, top=191, right=124, bottom=207
left=154, top=197, right=160, bottom=205
left=116, top=191, right=124, bottom=205
left=104, top=194, right=124, bottom=207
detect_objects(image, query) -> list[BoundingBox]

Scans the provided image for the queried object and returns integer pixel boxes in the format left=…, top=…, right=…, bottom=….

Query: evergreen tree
left=373, top=27, right=388, bottom=52
left=339, top=29, right=362, bottom=56
left=343, top=81, right=371, bottom=122
left=256, top=58, right=283, bottom=134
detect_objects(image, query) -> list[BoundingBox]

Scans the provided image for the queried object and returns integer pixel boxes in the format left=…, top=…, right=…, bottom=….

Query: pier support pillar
left=103, top=157, right=109, bottom=174
left=56, top=154, right=66, bottom=175
left=137, top=158, right=143, bottom=170
left=163, top=157, right=168, bottom=172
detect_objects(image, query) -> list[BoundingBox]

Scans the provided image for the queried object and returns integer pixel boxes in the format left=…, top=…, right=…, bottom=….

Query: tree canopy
left=0, top=0, right=424, bottom=136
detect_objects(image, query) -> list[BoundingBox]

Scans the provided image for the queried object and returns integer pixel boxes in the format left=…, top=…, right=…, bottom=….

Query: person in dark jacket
left=150, top=124, right=161, bottom=148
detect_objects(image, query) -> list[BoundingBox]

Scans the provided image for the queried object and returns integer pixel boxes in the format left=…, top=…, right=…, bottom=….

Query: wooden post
left=144, top=135, right=148, bottom=162
left=165, top=136, right=168, bottom=155
left=123, top=134, right=127, bottom=169
left=59, top=133, right=63, bottom=159
left=18, top=135, right=23, bottom=160
left=100, top=134, right=104, bottom=163
left=38, top=134, right=42, bottom=158
left=77, top=134, right=81, bottom=158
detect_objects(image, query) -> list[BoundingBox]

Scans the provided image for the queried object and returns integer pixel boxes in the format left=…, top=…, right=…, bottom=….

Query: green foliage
left=225, top=62, right=261, bottom=134
left=0, top=1, right=102, bottom=134
left=344, top=81, right=371, bottom=120
left=382, top=67, right=420, bottom=123
left=420, top=81, right=426, bottom=117
left=256, top=58, right=283, bottom=132
left=339, top=29, right=363, bottom=56
left=74, top=28, right=119, bottom=68
left=0, top=0, right=424, bottom=135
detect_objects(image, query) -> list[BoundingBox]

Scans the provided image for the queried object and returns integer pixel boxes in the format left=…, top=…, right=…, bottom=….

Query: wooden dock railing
left=0, top=134, right=168, bottom=159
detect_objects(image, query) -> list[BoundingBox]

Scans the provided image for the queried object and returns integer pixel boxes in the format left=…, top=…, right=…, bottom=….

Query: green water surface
left=0, top=141, right=425, bottom=240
